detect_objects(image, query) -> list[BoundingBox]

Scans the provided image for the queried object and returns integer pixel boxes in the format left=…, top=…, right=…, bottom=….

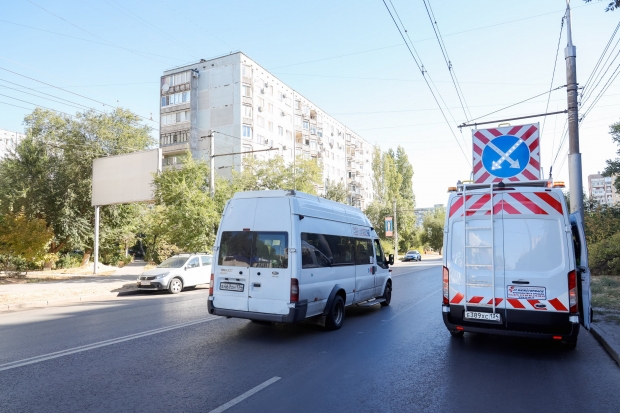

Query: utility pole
left=565, top=0, right=584, bottom=217
left=393, top=200, right=398, bottom=260
left=210, top=131, right=215, bottom=198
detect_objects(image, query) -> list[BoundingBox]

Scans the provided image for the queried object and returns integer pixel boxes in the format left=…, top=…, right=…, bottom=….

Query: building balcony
left=242, top=96, right=252, bottom=105
left=160, top=141, right=189, bottom=155
left=242, top=117, right=253, bottom=126
left=242, top=76, right=253, bottom=85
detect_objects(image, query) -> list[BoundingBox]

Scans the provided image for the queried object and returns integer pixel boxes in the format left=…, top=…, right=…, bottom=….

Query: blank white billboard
left=92, top=148, right=161, bottom=206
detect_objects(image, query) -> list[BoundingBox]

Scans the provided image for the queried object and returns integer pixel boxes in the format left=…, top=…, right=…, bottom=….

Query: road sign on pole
left=385, top=216, right=393, bottom=237
left=472, top=123, right=541, bottom=183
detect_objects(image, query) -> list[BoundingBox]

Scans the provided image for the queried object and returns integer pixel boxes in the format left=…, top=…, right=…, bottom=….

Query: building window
left=257, top=116, right=265, bottom=127
left=243, top=145, right=252, bottom=158
left=310, top=140, right=317, bottom=150
left=303, top=121, right=309, bottom=130
left=243, top=125, right=252, bottom=138
left=302, top=105, right=309, bottom=116
left=295, top=115, right=302, bottom=126
left=310, top=125, right=317, bottom=135
left=162, top=71, right=190, bottom=87
left=268, top=121, right=273, bottom=132
left=161, top=91, right=190, bottom=107
left=258, top=97, right=264, bottom=107
left=256, top=134, right=265, bottom=145
left=286, top=130, right=292, bottom=140
left=243, top=105, right=252, bottom=117
left=161, top=110, right=190, bottom=125
left=295, top=100, right=301, bottom=110
left=267, top=102, right=272, bottom=113
left=243, top=85, right=252, bottom=97
left=278, top=126, right=284, bottom=136
left=242, top=64, right=252, bottom=77
left=317, top=129, right=323, bottom=137
left=268, top=85, right=273, bottom=95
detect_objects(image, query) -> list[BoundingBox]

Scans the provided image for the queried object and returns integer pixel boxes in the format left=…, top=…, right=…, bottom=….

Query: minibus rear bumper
left=208, top=298, right=308, bottom=323
left=442, top=304, right=580, bottom=341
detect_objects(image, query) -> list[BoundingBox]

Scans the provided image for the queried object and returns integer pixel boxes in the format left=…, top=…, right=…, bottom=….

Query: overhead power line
left=581, top=21, right=620, bottom=97
left=0, top=66, right=158, bottom=127
left=422, top=0, right=472, bottom=121
left=541, top=14, right=566, bottom=142
left=381, top=0, right=470, bottom=166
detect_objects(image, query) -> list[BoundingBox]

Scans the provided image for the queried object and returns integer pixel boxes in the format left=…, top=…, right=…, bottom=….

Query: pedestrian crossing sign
left=472, top=123, right=541, bottom=183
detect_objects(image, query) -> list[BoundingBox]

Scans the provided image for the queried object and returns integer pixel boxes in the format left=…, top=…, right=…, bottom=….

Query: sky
left=1, top=0, right=619, bottom=208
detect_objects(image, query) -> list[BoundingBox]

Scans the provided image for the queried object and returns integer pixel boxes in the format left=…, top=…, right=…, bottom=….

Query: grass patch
left=592, top=276, right=620, bottom=311
left=0, top=276, right=86, bottom=284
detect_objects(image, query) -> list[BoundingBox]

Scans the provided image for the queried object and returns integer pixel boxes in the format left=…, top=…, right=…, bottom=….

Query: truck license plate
left=220, top=282, right=244, bottom=292
left=465, top=311, right=501, bottom=323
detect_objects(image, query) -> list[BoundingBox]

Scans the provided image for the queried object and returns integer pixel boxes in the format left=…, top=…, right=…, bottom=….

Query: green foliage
left=584, top=202, right=620, bottom=245
left=56, top=252, right=84, bottom=269
left=152, top=154, right=220, bottom=253
left=418, top=207, right=446, bottom=252
left=324, top=180, right=347, bottom=203
left=589, top=232, right=620, bottom=275
left=0, top=108, right=154, bottom=260
left=584, top=0, right=620, bottom=12
left=603, top=119, right=620, bottom=192
left=0, top=212, right=53, bottom=275
left=233, top=155, right=322, bottom=194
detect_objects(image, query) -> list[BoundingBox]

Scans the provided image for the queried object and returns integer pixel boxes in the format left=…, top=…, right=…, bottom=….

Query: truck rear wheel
left=325, top=295, right=345, bottom=330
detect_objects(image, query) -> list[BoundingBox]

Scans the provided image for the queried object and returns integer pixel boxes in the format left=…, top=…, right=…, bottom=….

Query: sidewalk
left=591, top=317, right=620, bottom=367
left=0, top=261, right=146, bottom=311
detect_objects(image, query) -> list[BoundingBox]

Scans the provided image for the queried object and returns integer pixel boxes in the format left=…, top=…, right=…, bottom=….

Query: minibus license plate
left=465, top=311, right=501, bottom=323
left=141, top=281, right=150, bottom=286
left=220, top=282, right=244, bottom=292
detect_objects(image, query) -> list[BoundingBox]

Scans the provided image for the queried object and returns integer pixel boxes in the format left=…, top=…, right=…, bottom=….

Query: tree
left=0, top=108, right=154, bottom=267
left=324, top=180, right=347, bottom=203
left=603, top=120, right=620, bottom=192
left=233, top=155, right=322, bottom=194
left=584, top=0, right=620, bottom=11
left=151, top=154, right=220, bottom=254
left=0, top=211, right=53, bottom=275
left=419, top=207, right=445, bottom=252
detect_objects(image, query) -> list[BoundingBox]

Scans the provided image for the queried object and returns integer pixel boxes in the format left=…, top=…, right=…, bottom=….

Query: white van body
left=442, top=181, right=591, bottom=347
left=207, top=190, right=393, bottom=329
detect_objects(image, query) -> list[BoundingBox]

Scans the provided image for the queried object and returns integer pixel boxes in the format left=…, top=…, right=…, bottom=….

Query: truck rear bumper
left=208, top=298, right=308, bottom=323
left=442, top=305, right=580, bottom=341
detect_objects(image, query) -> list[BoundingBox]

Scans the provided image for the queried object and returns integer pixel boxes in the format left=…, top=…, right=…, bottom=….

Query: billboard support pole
left=393, top=200, right=398, bottom=260
left=93, top=206, right=100, bottom=274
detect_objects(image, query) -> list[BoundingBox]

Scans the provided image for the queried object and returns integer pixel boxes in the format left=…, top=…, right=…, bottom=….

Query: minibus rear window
left=218, top=231, right=288, bottom=268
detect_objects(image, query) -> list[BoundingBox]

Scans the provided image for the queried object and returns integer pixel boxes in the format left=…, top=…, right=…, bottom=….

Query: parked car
left=403, top=250, right=421, bottom=262
left=137, top=253, right=212, bottom=294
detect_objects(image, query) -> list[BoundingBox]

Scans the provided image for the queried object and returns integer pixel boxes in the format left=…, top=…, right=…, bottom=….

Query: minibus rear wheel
left=325, top=295, right=345, bottom=330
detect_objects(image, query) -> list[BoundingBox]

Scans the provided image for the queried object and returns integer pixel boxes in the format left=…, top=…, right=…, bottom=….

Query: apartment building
left=588, top=173, right=618, bottom=205
left=0, top=128, right=25, bottom=158
left=158, top=52, right=373, bottom=209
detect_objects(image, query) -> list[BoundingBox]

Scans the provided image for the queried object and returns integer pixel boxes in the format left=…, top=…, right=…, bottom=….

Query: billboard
left=92, top=148, right=162, bottom=206
left=472, top=123, right=540, bottom=184
left=385, top=216, right=393, bottom=237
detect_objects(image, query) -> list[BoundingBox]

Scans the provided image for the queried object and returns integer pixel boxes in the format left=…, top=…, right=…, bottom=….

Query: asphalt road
left=1, top=257, right=619, bottom=413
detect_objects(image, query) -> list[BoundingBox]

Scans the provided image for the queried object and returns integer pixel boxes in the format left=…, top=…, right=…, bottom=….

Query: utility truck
left=441, top=179, right=591, bottom=348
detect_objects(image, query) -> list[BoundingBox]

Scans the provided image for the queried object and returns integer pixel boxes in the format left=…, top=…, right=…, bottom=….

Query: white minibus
left=207, top=190, right=394, bottom=330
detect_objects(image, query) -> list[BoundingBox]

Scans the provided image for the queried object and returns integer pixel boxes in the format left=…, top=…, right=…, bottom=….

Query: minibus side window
left=354, top=239, right=373, bottom=265
left=218, top=231, right=252, bottom=267
left=374, top=239, right=387, bottom=269
left=301, top=233, right=355, bottom=266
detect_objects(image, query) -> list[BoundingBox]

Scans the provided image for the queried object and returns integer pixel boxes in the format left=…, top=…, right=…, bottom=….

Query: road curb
left=590, top=325, right=620, bottom=367
left=0, top=289, right=143, bottom=312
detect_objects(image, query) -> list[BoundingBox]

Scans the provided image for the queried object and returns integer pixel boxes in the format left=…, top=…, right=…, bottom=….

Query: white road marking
left=0, top=316, right=218, bottom=372
left=208, top=376, right=281, bottom=413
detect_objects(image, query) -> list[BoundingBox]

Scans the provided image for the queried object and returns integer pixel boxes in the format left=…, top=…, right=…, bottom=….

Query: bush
left=0, top=255, right=28, bottom=278
left=56, top=252, right=83, bottom=269
left=589, top=232, right=620, bottom=275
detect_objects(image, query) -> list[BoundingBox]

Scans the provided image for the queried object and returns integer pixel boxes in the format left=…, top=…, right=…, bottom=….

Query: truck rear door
left=570, top=212, right=591, bottom=329
left=501, top=190, right=572, bottom=330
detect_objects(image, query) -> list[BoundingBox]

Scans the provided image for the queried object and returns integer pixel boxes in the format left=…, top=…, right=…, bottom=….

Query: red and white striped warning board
left=448, top=191, right=564, bottom=218
left=448, top=292, right=569, bottom=312
left=473, top=124, right=541, bottom=183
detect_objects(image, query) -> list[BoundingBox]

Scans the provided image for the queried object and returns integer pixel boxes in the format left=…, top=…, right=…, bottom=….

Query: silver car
left=403, top=250, right=421, bottom=262
left=137, top=253, right=212, bottom=294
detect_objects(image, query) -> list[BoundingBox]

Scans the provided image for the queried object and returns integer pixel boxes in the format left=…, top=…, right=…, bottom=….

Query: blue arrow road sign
left=481, top=135, right=530, bottom=178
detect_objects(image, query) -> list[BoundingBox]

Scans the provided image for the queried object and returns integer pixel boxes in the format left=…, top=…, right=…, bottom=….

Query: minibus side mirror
left=388, top=254, right=394, bottom=265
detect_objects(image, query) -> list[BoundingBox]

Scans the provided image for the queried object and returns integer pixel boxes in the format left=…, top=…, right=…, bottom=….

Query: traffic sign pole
left=565, top=1, right=584, bottom=217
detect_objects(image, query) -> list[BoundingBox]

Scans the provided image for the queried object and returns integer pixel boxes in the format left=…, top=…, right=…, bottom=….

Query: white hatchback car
left=137, top=253, right=212, bottom=294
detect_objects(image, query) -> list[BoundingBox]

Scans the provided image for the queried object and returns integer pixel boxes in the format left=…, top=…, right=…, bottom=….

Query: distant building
left=588, top=173, right=618, bottom=205
left=158, top=52, right=374, bottom=209
left=414, top=204, right=445, bottom=227
left=0, top=129, right=25, bottom=158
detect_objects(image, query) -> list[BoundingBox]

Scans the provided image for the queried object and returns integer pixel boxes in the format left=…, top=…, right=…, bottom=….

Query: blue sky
left=1, top=0, right=619, bottom=207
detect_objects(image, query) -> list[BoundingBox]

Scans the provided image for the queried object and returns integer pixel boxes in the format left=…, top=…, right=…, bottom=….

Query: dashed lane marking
left=0, top=316, right=219, bottom=372
left=208, top=376, right=281, bottom=413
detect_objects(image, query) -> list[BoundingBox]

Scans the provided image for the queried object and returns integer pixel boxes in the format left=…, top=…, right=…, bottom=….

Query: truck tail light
left=209, top=273, right=214, bottom=296
left=568, top=270, right=578, bottom=313
left=290, top=278, right=299, bottom=303
left=443, top=266, right=449, bottom=305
